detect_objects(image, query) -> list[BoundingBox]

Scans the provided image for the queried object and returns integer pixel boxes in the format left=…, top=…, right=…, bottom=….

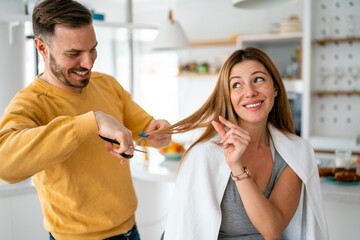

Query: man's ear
left=34, top=38, right=48, bottom=59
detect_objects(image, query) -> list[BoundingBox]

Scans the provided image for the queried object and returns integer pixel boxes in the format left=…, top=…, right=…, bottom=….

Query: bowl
left=161, top=153, right=183, bottom=160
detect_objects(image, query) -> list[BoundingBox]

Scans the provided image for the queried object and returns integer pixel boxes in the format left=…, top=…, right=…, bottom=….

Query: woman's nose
left=244, top=83, right=257, bottom=97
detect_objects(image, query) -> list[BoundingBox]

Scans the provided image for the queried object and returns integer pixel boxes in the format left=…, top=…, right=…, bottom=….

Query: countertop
left=130, top=148, right=180, bottom=182
left=130, top=148, right=360, bottom=204
left=2, top=149, right=359, bottom=204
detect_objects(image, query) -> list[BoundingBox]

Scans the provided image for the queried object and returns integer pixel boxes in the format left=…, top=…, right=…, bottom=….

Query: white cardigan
left=163, top=124, right=329, bottom=240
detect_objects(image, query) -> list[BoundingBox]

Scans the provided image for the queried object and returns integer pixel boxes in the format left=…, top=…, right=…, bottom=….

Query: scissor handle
left=99, top=135, right=120, bottom=145
left=99, top=135, right=134, bottom=159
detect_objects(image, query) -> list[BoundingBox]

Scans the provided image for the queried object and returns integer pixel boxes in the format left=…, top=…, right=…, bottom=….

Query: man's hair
left=32, top=0, right=92, bottom=44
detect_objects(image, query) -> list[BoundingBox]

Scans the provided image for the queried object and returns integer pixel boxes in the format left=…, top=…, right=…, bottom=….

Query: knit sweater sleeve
left=0, top=96, right=98, bottom=184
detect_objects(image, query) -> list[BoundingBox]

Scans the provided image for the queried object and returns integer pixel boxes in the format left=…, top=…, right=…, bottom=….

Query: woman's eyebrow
left=251, top=70, right=267, bottom=76
left=229, top=76, right=241, bottom=81
left=229, top=70, right=267, bottom=80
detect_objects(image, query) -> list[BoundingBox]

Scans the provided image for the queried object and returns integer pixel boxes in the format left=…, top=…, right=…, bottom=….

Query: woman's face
left=229, top=60, right=277, bottom=127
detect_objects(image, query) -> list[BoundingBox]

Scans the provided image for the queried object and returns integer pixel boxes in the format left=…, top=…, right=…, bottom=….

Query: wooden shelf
left=177, top=72, right=219, bottom=77
left=315, top=91, right=360, bottom=97
left=190, top=39, right=236, bottom=47
left=315, top=37, right=360, bottom=45
left=190, top=33, right=303, bottom=47
left=93, top=21, right=157, bottom=30
left=238, top=32, right=303, bottom=43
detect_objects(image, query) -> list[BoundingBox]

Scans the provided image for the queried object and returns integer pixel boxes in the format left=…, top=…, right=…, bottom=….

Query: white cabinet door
left=0, top=188, right=48, bottom=240
left=0, top=197, right=13, bottom=240
left=11, top=193, right=48, bottom=240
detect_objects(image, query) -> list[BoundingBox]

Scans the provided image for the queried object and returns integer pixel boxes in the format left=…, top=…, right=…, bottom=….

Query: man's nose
left=80, top=52, right=95, bottom=69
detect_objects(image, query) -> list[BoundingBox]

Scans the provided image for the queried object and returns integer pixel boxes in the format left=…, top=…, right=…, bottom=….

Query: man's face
left=42, top=24, right=98, bottom=93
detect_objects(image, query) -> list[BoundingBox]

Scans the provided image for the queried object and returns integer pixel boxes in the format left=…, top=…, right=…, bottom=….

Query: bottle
left=290, top=56, right=298, bottom=79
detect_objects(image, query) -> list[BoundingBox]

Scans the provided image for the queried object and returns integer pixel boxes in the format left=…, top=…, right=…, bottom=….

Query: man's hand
left=94, top=111, right=134, bottom=163
left=146, top=119, right=171, bottom=147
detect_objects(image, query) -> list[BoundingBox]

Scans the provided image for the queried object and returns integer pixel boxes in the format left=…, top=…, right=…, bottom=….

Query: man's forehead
left=54, top=24, right=94, bottom=36
left=52, top=25, right=97, bottom=48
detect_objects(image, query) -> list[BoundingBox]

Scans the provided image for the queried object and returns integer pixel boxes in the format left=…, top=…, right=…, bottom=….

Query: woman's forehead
left=229, top=60, right=268, bottom=77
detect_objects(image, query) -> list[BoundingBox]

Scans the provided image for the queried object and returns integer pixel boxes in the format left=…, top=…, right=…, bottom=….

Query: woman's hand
left=211, top=116, right=251, bottom=172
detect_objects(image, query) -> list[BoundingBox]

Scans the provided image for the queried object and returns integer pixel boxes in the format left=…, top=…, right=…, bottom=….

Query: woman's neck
left=240, top=121, right=269, bottom=150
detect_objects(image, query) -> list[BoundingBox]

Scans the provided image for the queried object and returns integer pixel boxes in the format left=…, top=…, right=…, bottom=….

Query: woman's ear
left=34, top=38, right=48, bottom=59
left=274, top=88, right=278, bottom=97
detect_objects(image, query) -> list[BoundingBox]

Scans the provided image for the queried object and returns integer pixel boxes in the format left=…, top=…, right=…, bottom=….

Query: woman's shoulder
left=269, top=124, right=312, bottom=149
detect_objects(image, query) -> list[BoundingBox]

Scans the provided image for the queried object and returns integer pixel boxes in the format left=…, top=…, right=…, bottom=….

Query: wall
left=0, top=0, right=26, bottom=116
left=133, top=0, right=304, bottom=42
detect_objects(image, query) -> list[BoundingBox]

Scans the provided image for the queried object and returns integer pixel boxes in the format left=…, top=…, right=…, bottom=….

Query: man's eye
left=68, top=52, right=79, bottom=57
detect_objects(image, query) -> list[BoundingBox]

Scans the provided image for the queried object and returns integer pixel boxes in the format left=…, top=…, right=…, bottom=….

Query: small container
left=335, top=149, right=352, bottom=168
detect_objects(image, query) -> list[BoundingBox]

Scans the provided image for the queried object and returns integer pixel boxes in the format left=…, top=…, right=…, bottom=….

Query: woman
left=159, top=47, right=328, bottom=239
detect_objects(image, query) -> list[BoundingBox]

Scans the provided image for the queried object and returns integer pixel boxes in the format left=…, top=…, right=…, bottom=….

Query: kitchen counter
left=131, top=150, right=360, bottom=240
left=320, top=179, right=360, bottom=204
left=1, top=153, right=358, bottom=204
left=130, top=154, right=179, bottom=183
left=0, top=179, right=37, bottom=198
left=130, top=148, right=360, bottom=203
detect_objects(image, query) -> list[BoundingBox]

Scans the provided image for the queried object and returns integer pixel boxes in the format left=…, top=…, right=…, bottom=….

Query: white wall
left=0, top=0, right=26, bottom=115
left=88, top=0, right=304, bottom=42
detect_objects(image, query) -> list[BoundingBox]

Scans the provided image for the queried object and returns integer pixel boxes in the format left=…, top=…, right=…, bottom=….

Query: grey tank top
left=218, top=143, right=287, bottom=240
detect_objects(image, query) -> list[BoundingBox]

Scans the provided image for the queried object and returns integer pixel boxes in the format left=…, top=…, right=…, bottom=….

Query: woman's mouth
left=243, top=101, right=263, bottom=109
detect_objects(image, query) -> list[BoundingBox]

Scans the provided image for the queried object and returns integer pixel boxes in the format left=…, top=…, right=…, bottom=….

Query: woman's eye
left=232, top=83, right=241, bottom=88
left=254, top=77, right=264, bottom=83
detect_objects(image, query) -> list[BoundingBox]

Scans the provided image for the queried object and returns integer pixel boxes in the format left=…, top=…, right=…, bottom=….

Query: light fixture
left=152, top=10, right=189, bottom=50
left=232, top=0, right=297, bottom=9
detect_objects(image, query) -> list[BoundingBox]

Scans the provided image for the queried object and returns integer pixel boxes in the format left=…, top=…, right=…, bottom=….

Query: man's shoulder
left=90, top=72, right=121, bottom=87
left=91, top=72, right=115, bottom=81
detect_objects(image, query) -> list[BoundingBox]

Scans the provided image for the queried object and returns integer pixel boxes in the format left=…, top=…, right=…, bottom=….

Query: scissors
left=99, top=132, right=148, bottom=159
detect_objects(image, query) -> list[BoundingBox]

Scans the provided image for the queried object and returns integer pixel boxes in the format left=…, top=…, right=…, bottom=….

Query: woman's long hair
left=152, top=47, right=294, bottom=159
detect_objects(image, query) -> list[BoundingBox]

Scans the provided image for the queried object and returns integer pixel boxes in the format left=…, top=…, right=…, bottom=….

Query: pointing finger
left=211, top=120, right=227, bottom=138
left=218, top=116, right=237, bottom=129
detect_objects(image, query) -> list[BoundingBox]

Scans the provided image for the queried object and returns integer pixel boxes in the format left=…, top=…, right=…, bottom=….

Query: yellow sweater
left=0, top=72, right=154, bottom=239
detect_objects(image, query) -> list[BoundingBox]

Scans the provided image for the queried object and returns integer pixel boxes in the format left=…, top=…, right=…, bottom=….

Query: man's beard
left=49, top=53, right=90, bottom=89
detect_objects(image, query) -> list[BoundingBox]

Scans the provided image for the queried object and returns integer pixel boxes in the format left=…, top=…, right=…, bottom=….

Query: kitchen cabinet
left=0, top=180, right=47, bottom=240
left=305, top=0, right=360, bottom=154
left=237, top=32, right=303, bottom=81
left=313, top=37, right=360, bottom=99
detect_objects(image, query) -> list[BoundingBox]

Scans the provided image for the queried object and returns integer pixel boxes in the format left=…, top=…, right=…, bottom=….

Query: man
left=0, top=0, right=170, bottom=239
